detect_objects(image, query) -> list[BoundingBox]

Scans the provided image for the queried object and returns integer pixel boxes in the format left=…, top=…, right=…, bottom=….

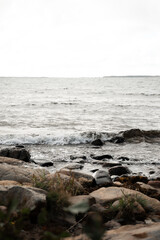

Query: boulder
left=0, top=147, right=31, bottom=162
left=90, top=187, right=160, bottom=213
left=0, top=163, right=49, bottom=183
left=93, top=170, right=112, bottom=186
left=91, top=139, right=104, bottom=146
left=0, top=185, right=46, bottom=210
left=108, top=166, right=131, bottom=176
left=0, top=156, right=24, bottom=165
left=148, top=181, right=160, bottom=189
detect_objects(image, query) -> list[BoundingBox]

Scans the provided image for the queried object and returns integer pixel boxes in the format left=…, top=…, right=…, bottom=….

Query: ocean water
left=0, top=77, right=160, bottom=177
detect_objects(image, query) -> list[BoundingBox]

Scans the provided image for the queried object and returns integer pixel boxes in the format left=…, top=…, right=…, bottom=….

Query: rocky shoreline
left=0, top=146, right=160, bottom=240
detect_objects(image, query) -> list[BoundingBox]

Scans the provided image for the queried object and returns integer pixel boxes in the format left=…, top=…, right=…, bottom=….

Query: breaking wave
left=0, top=129, right=160, bottom=146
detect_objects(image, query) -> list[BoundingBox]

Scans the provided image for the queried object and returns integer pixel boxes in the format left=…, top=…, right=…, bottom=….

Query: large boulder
left=0, top=185, right=46, bottom=210
left=0, top=156, right=24, bottom=165
left=0, top=163, right=49, bottom=183
left=90, top=187, right=160, bottom=213
left=0, top=147, right=31, bottom=162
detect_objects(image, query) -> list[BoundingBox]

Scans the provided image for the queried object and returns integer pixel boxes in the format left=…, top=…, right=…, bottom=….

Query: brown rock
left=69, top=195, right=95, bottom=206
left=90, top=187, right=160, bottom=213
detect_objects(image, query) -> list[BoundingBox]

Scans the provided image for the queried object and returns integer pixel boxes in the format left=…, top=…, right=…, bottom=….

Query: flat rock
left=93, top=170, right=112, bottom=186
left=108, top=166, right=131, bottom=176
left=59, top=169, right=93, bottom=181
left=104, top=222, right=160, bottom=240
left=0, top=156, right=24, bottom=165
left=103, top=162, right=122, bottom=168
left=90, top=187, right=160, bottom=213
left=0, top=185, right=46, bottom=210
left=0, top=163, right=49, bottom=183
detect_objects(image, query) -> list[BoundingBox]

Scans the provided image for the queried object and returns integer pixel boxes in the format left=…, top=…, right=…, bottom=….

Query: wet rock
left=108, top=166, right=131, bottom=176
left=123, top=128, right=144, bottom=139
left=70, top=155, right=87, bottom=160
left=118, top=156, right=129, bottom=161
left=15, top=145, right=25, bottom=148
left=149, top=170, right=155, bottom=175
left=0, top=185, right=46, bottom=210
left=103, top=162, right=122, bottom=168
left=0, top=147, right=31, bottom=162
left=90, top=187, right=160, bottom=213
left=91, top=139, right=104, bottom=146
left=64, top=163, right=84, bottom=170
left=40, top=161, right=53, bottom=167
left=91, top=154, right=113, bottom=160
left=90, top=169, right=99, bottom=173
left=93, top=170, right=112, bottom=186
left=109, top=136, right=125, bottom=144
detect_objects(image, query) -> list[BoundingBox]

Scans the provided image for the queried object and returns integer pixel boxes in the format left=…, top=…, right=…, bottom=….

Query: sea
left=0, top=76, right=160, bottom=178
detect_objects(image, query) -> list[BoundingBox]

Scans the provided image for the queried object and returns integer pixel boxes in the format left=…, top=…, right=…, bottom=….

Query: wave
left=0, top=129, right=160, bottom=146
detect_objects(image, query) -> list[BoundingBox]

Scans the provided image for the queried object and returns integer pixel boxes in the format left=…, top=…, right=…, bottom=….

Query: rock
left=91, top=155, right=113, bottom=160
left=108, top=166, right=131, bottom=176
left=115, top=175, right=148, bottom=184
left=0, top=147, right=31, bottom=162
left=0, top=163, right=49, bottom=183
left=118, top=157, right=129, bottom=161
left=69, top=195, right=95, bottom=206
left=0, top=205, right=7, bottom=214
left=113, top=181, right=123, bottom=187
left=148, top=181, right=160, bottom=189
left=0, top=185, right=46, bottom=210
left=103, top=162, right=122, bottom=168
left=123, top=128, right=144, bottom=139
left=90, top=169, right=99, bottom=173
left=90, top=203, right=106, bottom=214
left=91, top=139, right=104, bottom=146
left=70, top=155, right=86, bottom=160
left=90, top=187, right=160, bottom=213
left=104, top=220, right=121, bottom=230
left=104, top=222, right=160, bottom=240
left=149, top=170, right=155, bottom=175
left=136, top=182, right=159, bottom=195
left=93, top=170, right=112, bottom=186
left=109, top=136, right=125, bottom=144
left=0, top=180, right=21, bottom=186
left=64, top=163, right=84, bottom=170
left=0, top=156, right=24, bottom=165
left=40, top=161, right=53, bottom=167
left=59, top=169, right=93, bottom=181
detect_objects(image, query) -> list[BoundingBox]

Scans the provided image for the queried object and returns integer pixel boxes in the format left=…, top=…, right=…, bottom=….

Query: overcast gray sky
left=0, top=0, right=160, bottom=77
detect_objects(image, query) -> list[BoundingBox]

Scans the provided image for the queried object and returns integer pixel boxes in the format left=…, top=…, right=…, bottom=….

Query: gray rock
left=64, top=163, right=84, bottom=170
left=108, top=166, right=131, bottom=176
left=0, top=185, right=46, bottom=210
left=93, top=170, right=112, bottom=186
left=91, top=139, right=104, bottom=146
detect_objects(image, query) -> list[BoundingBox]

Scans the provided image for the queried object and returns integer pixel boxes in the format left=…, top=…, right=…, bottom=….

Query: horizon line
left=0, top=75, right=160, bottom=78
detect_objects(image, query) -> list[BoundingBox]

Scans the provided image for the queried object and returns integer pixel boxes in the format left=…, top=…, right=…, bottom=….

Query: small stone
left=64, top=163, right=84, bottom=170
left=40, top=161, right=53, bottom=167
left=91, top=155, right=113, bottom=160
left=118, top=156, right=129, bottom=161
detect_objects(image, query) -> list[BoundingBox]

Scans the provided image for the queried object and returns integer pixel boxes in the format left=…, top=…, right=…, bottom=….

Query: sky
left=0, top=0, right=160, bottom=77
